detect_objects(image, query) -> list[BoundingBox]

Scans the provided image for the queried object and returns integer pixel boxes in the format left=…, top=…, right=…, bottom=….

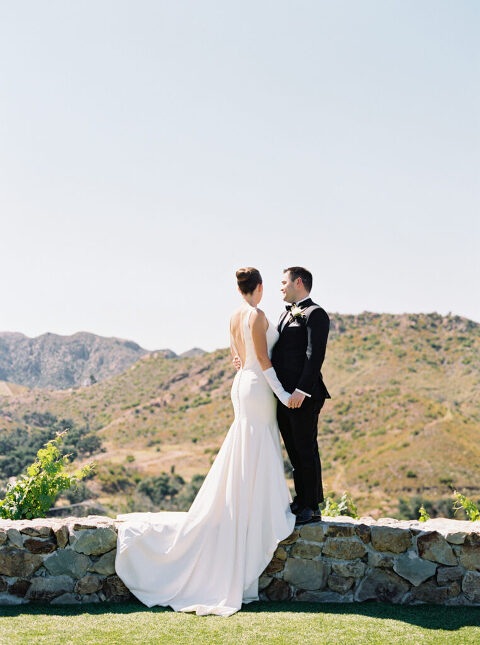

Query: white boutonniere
left=290, top=304, right=306, bottom=321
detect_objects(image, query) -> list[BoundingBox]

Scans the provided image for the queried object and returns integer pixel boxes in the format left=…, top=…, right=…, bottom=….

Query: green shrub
left=418, top=505, right=430, bottom=522
left=321, top=492, right=358, bottom=519
left=453, top=490, right=480, bottom=521
left=0, top=432, right=94, bottom=520
left=136, top=473, right=186, bottom=506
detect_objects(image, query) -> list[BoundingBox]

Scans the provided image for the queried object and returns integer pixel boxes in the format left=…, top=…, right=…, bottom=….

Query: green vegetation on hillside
left=0, top=312, right=479, bottom=518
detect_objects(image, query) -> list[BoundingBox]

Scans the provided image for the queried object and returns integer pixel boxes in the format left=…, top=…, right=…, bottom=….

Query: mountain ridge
left=0, top=330, right=204, bottom=389
left=0, top=312, right=478, bottom=518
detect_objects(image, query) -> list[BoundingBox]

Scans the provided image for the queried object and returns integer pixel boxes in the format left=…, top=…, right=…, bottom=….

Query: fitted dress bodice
left=239, top=306, right=279, bottom=372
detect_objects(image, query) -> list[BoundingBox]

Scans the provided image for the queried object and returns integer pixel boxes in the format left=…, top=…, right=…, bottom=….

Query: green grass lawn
left=1, top=601, right=479, bottom=645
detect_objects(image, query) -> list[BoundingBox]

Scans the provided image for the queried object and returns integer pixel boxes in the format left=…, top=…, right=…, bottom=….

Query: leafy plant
left=0, top=432, right=95, bottom=520
left=418, top=504, right=430, bottom=522
left=452, top=490, right=480, bottom=521
left=321, top=492, right=359, bottom=519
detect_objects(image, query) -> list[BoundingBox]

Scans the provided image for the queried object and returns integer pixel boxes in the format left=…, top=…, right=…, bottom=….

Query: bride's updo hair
left=236, top=267, right=262, bottom=294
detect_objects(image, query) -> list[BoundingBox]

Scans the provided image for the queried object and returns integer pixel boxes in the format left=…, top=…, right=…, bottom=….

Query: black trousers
left=277, top=395, right=325, bottom=510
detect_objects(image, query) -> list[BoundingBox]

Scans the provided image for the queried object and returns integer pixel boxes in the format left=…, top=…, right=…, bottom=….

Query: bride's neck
left=242, top=294, right=258, bottom=308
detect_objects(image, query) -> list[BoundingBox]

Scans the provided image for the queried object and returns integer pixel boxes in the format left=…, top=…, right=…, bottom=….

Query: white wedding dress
left=115, top=307, right=296, bottom=617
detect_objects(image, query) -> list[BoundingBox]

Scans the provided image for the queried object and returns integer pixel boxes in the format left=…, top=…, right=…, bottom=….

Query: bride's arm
left=251, top=310, right=291, bottom=405
left=229, top=317, right=242, bottom=370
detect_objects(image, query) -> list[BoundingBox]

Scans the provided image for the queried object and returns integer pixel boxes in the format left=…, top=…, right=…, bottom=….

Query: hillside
left=0, top=312, right=479, bottom=518
left=0, top=330, right=177, bottom=389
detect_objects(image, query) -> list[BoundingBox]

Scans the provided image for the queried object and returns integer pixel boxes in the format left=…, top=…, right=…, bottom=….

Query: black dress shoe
left=295, top=507, right=320, bottom=525
left=290, top=499, right=302, bottom=514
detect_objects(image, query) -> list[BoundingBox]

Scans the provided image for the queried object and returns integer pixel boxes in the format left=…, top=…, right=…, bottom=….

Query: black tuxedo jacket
left=271, top=298, right=331, bottom=401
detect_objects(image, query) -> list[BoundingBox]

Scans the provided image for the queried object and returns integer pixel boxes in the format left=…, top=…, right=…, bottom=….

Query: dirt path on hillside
left=0, top=382, right=12, bottom=396
left=330, top=462, right=346, bottom=493
left=423, top=406, right=453, bottom=435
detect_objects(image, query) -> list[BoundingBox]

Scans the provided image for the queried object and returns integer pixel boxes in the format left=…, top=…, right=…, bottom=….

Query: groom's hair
left=284, top=266, right=312, bottom=292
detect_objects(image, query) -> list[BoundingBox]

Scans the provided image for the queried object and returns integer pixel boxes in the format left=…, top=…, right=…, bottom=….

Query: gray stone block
left=75, top=575, right=102, bottom=594
left=436, top=565, right=464, bottom=585
left=51, top=592, right=81, bottom=605
left=459, top=545, right=480, bottom=571
left=355, top=568, right=410, bottom=603
left=462, top=570, right=480, bottom=603
left=326, top=524, right=355, bottom=538
left=283, top=557, right=329, bottom=590
left=331, top=560, right=366, bottom=578
left=20, top=525, right=53, bottom=538
left=73, top=528, right=118, bottom=556
left=258, top=574, right=272, bottom=591
left=295, top=589, right=354, bottom=603
left=368, top=551, right=394, bottom=569
left=393, top=551, right=437, bottom=586
left=265, top=578, right=291, bottom=601
left=54, top=525, right=69, bottom=549
left=370, top=526, right=412, bottom=553
left=6, top=529, right=23, bottom=549
left=417, top=532, right=457, bottom=566
left=408, top=581, right=449, bottom=604
left=26, top=575, right=75, bottom=601
left=291, top=542, right=323, bottom=559
left=321, top=538, right=366, bottom=560
left=298, top=524, right=326, bottom=543
left=0, top=548, right=43, bottom=577
left=44, top=549, right=90, bottom=579
left=88, top=549, right=116, bottom=575
left=102, top=575, right=131, bottom=600
left=327, top=573, right=354, bottom=594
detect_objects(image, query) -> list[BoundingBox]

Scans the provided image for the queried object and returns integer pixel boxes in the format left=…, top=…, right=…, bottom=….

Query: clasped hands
left=231, top=356, right=305, bottom=409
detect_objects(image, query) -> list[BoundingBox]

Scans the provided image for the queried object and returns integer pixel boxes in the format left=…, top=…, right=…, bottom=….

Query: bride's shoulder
left=249, top=307, right=267, bottom=328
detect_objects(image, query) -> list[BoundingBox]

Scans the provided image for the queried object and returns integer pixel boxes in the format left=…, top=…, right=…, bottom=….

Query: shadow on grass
left=1, top=600, right=479, bottom=632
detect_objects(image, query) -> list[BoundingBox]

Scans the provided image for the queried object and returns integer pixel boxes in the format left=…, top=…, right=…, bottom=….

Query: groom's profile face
left=280, top=271, right=297, bottom=303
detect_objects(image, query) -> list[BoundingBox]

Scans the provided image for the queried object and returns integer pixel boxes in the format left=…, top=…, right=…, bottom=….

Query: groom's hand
left=232, top=355, right=242, bottom=370
left=288, top=391, right=305, bottom=409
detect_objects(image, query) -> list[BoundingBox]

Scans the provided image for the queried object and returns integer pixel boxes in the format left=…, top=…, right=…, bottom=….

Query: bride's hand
left=232, top=355, right=242, bottom=370
left=288, top=391, right=305, bottom=409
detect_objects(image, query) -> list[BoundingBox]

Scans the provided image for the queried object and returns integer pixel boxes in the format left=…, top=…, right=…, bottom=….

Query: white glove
left=263, top=367, right=291, bottom=406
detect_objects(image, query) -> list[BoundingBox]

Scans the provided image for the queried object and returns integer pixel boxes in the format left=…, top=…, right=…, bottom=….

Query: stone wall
left=0, top=515, right=479, bottom=606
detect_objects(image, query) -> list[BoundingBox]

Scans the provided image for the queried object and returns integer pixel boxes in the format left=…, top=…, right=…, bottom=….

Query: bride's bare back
left=230, top=306, right=271, bottom=370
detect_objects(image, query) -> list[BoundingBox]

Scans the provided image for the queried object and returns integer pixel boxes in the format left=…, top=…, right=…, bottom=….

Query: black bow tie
left=285, top=304, right=295, bottom=311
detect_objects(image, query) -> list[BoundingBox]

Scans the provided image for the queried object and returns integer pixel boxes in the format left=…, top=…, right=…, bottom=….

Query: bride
left=115, top=267, right=296, bottom=617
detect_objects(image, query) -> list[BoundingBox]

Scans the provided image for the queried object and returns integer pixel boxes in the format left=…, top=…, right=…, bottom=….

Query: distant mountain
left=0, top=330, right=206, bottom=390
left=1, top=312, right=478, bottom=519
left=0, top=331, right=152, bottom=389
left=180, top=348, right=206, bottom=358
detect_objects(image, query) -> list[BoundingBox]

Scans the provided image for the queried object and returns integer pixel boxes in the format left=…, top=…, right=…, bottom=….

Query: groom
left=271, top=267, right=331, bottom=525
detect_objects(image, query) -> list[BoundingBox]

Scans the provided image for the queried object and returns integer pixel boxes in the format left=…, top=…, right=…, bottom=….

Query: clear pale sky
left=1, top=1, right=478, bottom=353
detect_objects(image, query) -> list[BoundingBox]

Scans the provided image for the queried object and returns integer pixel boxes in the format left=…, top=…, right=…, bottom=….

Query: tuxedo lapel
left=279, top=298, right=313, bottom=334
left=277, top=311, right=289, bottom=333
